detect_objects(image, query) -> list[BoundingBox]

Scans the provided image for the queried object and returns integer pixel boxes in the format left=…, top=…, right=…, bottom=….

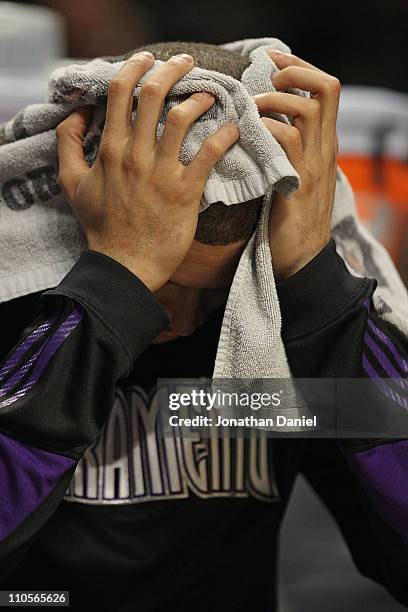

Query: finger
left=157, top=92, right=216, bottom=165
left=56, top=106, right=92, bottom=201
left=188, top=123, right=240, bottom=187
left=268, top=49, right=322, bottom=73
left=261, top=117, right=304, bottom=173
left=104, top=51, right=155, bottom=139
left=254, top=92, right=321, bottom=155
left=271, top=65, right=340, bottom=141
left=132, top=54, right=195, bottom=154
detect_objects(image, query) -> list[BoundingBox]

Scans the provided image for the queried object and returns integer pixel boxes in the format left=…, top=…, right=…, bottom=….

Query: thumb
left=56, top=106, right=93, bottom=202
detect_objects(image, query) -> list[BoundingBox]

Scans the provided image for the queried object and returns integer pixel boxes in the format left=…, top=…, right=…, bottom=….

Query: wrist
left=273, top=240, right=331, bottom=282
left=87, top=245, right=164, bottom=293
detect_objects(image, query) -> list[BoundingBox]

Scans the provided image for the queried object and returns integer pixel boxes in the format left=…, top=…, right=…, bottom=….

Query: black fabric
left=44, top=250, right=169, bottom=366
left=1, top=243, right=408, bottom=610
left=0, top=253, right=168, bottom=576
left=2, top=307, right=286, bottom=611
left=1, top=291, right=44, bottom=358
left=0, top=466, right=78, bottom=582
left=276, top=239, right=374, bottom=342
left=302, top=439, right=408, bottom=603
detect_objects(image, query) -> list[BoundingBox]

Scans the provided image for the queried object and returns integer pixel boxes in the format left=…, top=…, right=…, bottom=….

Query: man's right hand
left=56, top=51, right=239, bottom=292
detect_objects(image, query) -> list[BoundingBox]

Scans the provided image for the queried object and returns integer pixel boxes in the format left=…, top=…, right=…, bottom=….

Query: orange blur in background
left=339, top=156, right=408, bottom=264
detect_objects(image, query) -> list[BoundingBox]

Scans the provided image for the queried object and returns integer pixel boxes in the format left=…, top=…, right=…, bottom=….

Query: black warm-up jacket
left=0, top=240, right=407, bottom=611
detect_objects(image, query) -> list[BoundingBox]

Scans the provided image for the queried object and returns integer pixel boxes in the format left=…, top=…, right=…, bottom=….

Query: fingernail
left=131, top=51, right=154, bottom=60
left=172, top=53, right=194, bottom=64
left=269, top=49, right=285, bottom=55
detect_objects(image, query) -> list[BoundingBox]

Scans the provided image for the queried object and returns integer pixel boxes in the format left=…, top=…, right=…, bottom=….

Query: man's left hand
left=253, top=50, right=341, bottom=281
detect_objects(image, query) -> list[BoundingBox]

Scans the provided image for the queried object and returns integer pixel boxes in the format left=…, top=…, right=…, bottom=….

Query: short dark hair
left=132, top=41, right=251, bottom=80
left=194, top=198, right=264, bottom=245
left=132, top=40, right=263, bottom=245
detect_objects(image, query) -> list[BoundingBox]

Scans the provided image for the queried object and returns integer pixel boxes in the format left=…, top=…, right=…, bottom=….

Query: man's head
left=129, top=41, right=265, bottom=342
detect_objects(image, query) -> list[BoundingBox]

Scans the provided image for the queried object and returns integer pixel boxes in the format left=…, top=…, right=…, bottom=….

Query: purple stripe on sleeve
left=1, top=344, right=45, bottom=399
left=363, top=298, right=371, bottom=311
left=0, top=431, right=75, bottom=542
left=0, top=307, right=83, bottom=409
left=0, top=318, right=55, bottom=383
left=347, top=440, right=408, bottom=539
left=362, top=354, right=408, bottom=410
left=367, top=318, right=408, bottom=374
left=364, top=332, right=408, bottom=390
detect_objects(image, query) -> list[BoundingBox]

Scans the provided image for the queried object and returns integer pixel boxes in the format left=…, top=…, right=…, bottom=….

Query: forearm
left=278, top=240, right=408, bottom=597
left=276, top=238, right=375, bottom=378
left=0, top=251, right=168, bottom=578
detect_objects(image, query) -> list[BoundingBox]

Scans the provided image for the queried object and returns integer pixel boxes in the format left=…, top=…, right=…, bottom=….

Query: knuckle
left=108, top=77, right=129, bottom=97
left=122, top=155, right=137, bottom=173
left=286, top=126, right=301, bottom=146
left=196, top=150, right=212, bottom=167
left=205, top=140, right=223, bottom=159
left=289, top=53, right=300, bottom=63
left=273, top=91, right=284, bottom=102
left=99, top=139, right=117, bottom=163
left=326, top=76, right=341, bottom=94
left=56, top=124, right=79, bottom=143
left=225, top=123, right=239, bottom=138
left=282, top=65, right=297, bottom=78
left=168, top=179, right=187, bottom=204
left=123, top=149, right=143, bottom=172
left=140, top=80, right=162, bottom=101
left=55, top=122, right=67, bottom=140
left=261, top=117, right=276, bottom=134
left=166, top=106, right=189, bottom=128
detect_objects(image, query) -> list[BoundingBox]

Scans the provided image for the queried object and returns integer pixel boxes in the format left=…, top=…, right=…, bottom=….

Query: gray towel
left=0, top=37, right=407, bottom=428
left=0, top=37, right=300, bottom=300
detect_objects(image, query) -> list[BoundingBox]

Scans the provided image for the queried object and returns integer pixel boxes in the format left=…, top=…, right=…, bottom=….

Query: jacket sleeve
left=0, top=251, right=168, bottom=580
left=276, top=239, right=408, bottom=605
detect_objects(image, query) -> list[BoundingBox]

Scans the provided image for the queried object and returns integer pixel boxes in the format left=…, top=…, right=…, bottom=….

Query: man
left=0, top=42, right=407, bottom=611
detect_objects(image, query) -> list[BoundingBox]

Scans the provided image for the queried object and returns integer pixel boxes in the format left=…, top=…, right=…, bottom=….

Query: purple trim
left=362, top=354, right=408, bottom=410
left=363, top=298, right=371, bottom=311
left=364, top=332, right=408, bottom=390
left=0, top=307, right=83, bottom=409
left=0, top=318, right=55, bottom=383
left=0, top=344, right=45, bottom=398
left=349, top=440, right=408, bottom=539
left=367, top=318, right=408, bottom=374
left=0, top=431, right=75, bottom=542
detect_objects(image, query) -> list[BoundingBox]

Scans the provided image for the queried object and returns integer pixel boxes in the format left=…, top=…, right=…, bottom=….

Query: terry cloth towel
left=0, top=38, right=407, bottom=426
left=0, top=37, right=300, bottom=303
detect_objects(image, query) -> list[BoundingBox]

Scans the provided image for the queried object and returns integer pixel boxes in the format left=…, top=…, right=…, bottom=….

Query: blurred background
left=1, top=1, right=407, bottom=610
